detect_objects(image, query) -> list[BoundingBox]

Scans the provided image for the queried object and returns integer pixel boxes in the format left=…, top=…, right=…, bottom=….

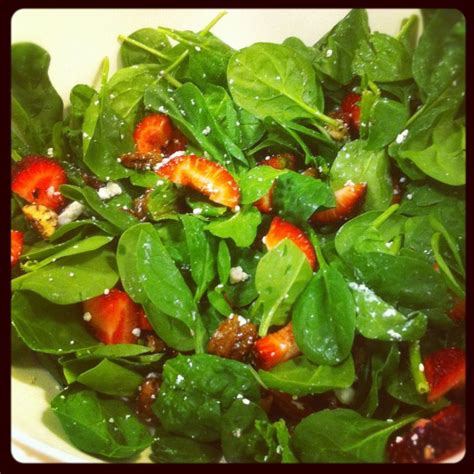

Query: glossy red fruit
left=11, top=230, right=24, bottom=268
left=157, top=154, right=240, bottom=208
left=12, top=156, right=67, bottom=211
left=311, top=182, right=367, bottom=225
left=253, top=322, right=301, bottom=370
left=83, top=289, right=141, bottom=344
left=424, top=348, right=466, bottom=402
left=134, top=114, right=174, bottom=154
left=162, top=127, right=188, bottom=156
left=254, top=187, right=274, bottom=213
left=341, top=92, right=361, bottom=132
left=137, top=307, right=154, bottom=331
left=264, top=216, right=317, bottom=269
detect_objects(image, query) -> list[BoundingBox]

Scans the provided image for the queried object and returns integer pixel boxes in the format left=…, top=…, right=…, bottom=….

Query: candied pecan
left=119, top=151, right=163, bottom=171
left=300, top=167, right=319, bottom=178
left=269, top=391, right=316, bottom=422
left=145, top=333, right=168, bottom=353
left=81, top=172, right=103, bottom=190
left=130, top=191, right=152, bottom=220
left=207, top=314, right=257, bottom=361
left=136, top=375, right=161, bottom=422
left=388, top=404, right=465, bottom=463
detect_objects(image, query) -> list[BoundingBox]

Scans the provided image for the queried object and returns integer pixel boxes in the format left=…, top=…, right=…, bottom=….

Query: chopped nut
left=136, top=377, right=161, bottom=422
left=120, top=151, right=163, bottom=170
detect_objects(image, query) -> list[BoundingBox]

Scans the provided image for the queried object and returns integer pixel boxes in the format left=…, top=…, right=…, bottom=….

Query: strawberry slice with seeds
left=424, top=348, right=466, bottom=402
left=157, top=154, right=240, bottom=208
left=265, top=216, right=317, bottom=269
left=253, top=322, right=301, bottom=370
left=83, top=289, right=141, bottom=344
left=12, top=156, right=67, bottom=211
left=311, top=182, right=367, bottom=225
left=162, top=127, right=188, bottom=156
left=137, top=307, right=154, bottom=331
left=134, top=114, right=174, bottom=154
left=341, top=92, right=361, bottom=133
left=11, top=230, right=24, bottom=268
left=254, top=187, right=274, bottom=213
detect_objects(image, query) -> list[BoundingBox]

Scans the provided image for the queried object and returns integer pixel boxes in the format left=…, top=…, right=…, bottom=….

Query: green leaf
left=120, top=28, right=171, bottom=66
left=11, top=291, right=98, bottom=354
left=11, top=248, right=119, bottom=305
left=292, top=408, right=418, bottom=463
left=217, top=240, right=231, bottom=285
left=51, top=388, right=152, bottom=459
left=254, top=239, right=313, bottom=336
left=258, top=355, right=355, bottom=396
left=238, top=166, right=288, bottom=205
left=293, top=265, right=356, bottom=365
left=206, top=207, right=262, bottom=248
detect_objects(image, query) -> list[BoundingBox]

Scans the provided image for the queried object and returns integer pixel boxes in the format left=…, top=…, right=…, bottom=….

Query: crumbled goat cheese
left=395, top=129, right=409, bottom=144
left=229, top=266, right=250, bottom=284
left=97, top=182, right=122, bottom=200
left=83, top=312, right=92, bottom=322
left=57, top=201, right=85, bottom=226
left=131, top=328, right=141, bottom=337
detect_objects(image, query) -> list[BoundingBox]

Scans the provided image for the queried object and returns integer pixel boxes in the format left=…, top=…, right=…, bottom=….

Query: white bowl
left=11, top=8, right=464, bottom=464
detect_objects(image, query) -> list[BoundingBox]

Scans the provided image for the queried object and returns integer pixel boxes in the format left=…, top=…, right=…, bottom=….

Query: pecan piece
left=119, top=151, right=163, bottom=171
left=136, top=375, right=161, bottom=422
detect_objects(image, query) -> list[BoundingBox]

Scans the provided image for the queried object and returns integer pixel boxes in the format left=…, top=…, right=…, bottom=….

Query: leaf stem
left=409, top=341, right=430, bottom=394
left=117, top=34, right=172, bottom=61
left=303, top=224, right=327, bottom=269
left=200, top=10, right=228, bottom=35
left=371, top=204, right=399, bottom=229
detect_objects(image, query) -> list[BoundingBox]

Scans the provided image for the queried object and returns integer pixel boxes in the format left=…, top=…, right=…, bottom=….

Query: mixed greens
left=11, top=9, right=465, bottom=463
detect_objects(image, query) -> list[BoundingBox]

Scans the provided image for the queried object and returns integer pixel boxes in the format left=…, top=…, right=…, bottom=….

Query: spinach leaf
left=272, top=172, right=335, bottom=225
left=11, top=291, right=97, bottom=354
left=11, top=43, right=63, bottom=156
left=50, top=219, right=119, bottom=240
left=228, top=42, right=324, bottom=122
left=312, top=9, right=370, bottom=85
left=206, top=207, right=262, bottom=248
left=292, top=408, right=418, bottom=463
left=353, top=32, right=412, bottom=82
left=238, top=166, right=288, bottom=205
left=120, top=28, right=170, bottom=66
left=253, top=239, right=313, bottom=336
left=258, top=355, right=355, bottom=396
left=293, top=265, right=356, bottom=365
left=75, top=344, right=152, bottom=359
left=397, top=15, right=420, bottom=54
left=11, top=248, right=119, bottom=305
left=181, top=215, right=216, bottom=301
left=51, top=388, right=152, bottom=459
left=330, top=139, right=393, bottom=211
left=151, top=428, right=221, bottom=463
left=217, top=240, right=231, bottom=285
left=207, top=289, right=233, bottom=317
left=154, top=354, right=260, bottom=442
left=412, top=10, right=465, bottom=102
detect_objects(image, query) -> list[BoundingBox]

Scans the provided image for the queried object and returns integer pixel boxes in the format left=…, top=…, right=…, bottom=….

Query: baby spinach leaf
left=75, top=344, right=152, bottom=359
left=258, top=419, right=299, bottom=463
left=120, top=28, right=171, bottom=66
left=272, top=172, right=335, bottom=225
left=11, top=291, right=97, bottom=354
left=330, top=139, right=393, bottom=211
left=181, top=215, right=216, bottom=301
left=397, top=15, right=420, bottom=54
left=353, top=32, right=412, bottom=82
left=11, top=248, right=119, bottom=305
left=51, top=388, right=152, bottom=459
left=258, top=355, right=355, bottom=396
left=352, top=283, right=427, bottom=342
left=154, top=354, right=260, bottom=442
left=254, top=239, right=313, bottom=336
left=207, top=289, right=233, bottom=317
left=75, top=359, right=144, bottom=397
left=228, top=42, right=324, bottom=122
left=293, top=265, right=356, bottom=366
left=283, top=36, right=316, bottom=63
left=11, top=42, right=63, bottom=156
left=292, top=408, right=418, bottom=463
left=151, top=428, right=221, bottom=463
left=206, top=207, right=262, bottom=248
left=146, top=181, right=180, bottom=220
left=50, top=219, right=119, bottom=240
left=238, top=166, right=288, bottom=205
left=217, top=240, right=231, bottom=285
left=312, top=9, right=370, bottom=85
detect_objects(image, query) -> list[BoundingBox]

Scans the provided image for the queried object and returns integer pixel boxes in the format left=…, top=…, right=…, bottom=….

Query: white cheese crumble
left=192, top=208, right=203, bottom=215
left=97, top=181, right=122, bottom=200
left=202, top=126, right=211, bottom=136
left=83, top=312, right=92, bottom=322
left=326, top=49, right=333, bottom=57
left=334, top=387, right=355, bottom=405
left=395, top=129, right=409, bottom=144
left=229, top=266, right=249, bottom=284
left=57, top=201, right=85, bottom=226
left=131, top=328, right=141, bottom=337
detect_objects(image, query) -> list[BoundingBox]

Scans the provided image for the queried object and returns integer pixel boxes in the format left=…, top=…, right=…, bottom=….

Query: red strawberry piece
left=388, top=404, right=465, bottom=463
left=12, top=156, right=67, bottom=211
left=341, top=92, right=361, bottom=132
left=11, top=230, right=24, bottom=268
left=311, top=182, right=367, bottom=225
left=254, top=187, right=274, bottom=213
left=83, top=289, right=141, bottom=344
left=253, top=322, right=301, bottom=370
left=162, top=127, right=188, bottom=156
left=134, top=114, right=174, bottom=154
left=264, top=216, right=317, bottom=269
left=424, top=348, right=466, bottom=402
left=137, top=307, right=154, bottom=331
left=448, top=296, right=465, bottom=322
left=157, top=154, right=240, bottom=208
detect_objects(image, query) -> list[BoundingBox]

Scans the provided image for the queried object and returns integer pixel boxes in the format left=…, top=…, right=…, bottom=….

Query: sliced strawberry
left=311, top=182, right=367, bottom=225
left=265, top=216, right=316, bottom=269
left=11, top=230, right=24, bottom=268
left=134, top=114, right=173, bottom=154
left=162, top=127, right=188, bottom=156
left=157, top=154, right=240, bottom=208
left=448, top=296, right=465, bottom=322
left=341, top=92, right=361, bottom=132
left=137, top=307, right=154, bottom=331
left=260, top=153, right=297, bottom=171
left=12, top=156, right=67, bottom=211
left=83, top=289, right=141, bottom=344
left=253, top=322, right=301, bottom=370
left=424, top=348, right=466, bottom=402
left=388, top=404, right=465, bottom=463
left=254, top=187, right=274, bottom=213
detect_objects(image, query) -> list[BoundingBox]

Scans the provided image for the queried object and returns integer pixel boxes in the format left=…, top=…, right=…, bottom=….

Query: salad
left=11, top=9, right=466, bottom=463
